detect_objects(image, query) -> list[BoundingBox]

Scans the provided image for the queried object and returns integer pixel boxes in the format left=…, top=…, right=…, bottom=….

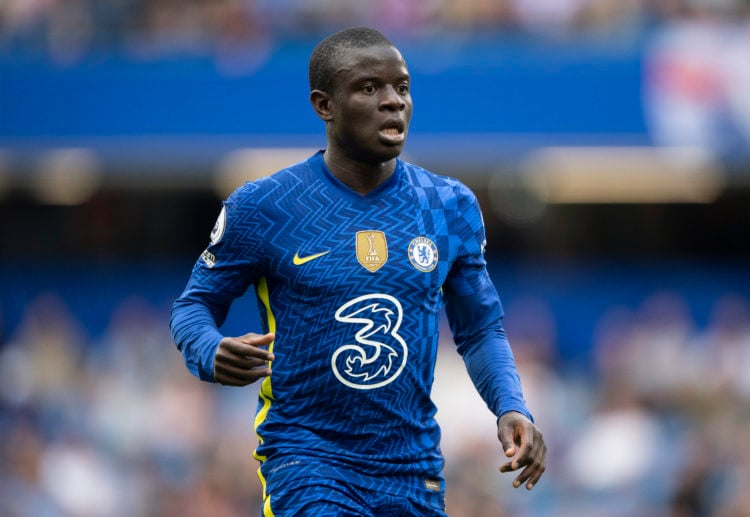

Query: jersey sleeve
left=170, top=183, right=267, bottom=382
left=443, top=185, right=533, bottom=421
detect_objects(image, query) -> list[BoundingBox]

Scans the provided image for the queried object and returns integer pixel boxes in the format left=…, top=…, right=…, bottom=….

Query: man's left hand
left=497, top=411, right=547, bottom=490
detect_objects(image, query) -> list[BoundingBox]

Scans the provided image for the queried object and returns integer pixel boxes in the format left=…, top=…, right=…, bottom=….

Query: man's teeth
left=382, top=128, right=399, bottom=135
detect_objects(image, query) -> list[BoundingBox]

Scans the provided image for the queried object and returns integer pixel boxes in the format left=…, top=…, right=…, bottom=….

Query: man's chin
left=375, top=142, right=405, bottom=162
left=345, top=140, right=406, bottom=165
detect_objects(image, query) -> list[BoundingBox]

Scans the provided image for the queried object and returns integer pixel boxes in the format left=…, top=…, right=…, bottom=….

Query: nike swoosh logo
left=293, top=250, right=330, bottom=265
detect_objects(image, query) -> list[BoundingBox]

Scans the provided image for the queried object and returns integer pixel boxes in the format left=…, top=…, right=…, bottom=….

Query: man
left=171, top=26, right=546, bottom=516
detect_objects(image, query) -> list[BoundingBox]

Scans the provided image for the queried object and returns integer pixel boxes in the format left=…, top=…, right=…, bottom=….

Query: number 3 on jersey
left=331, top=294, right=408, bottom=390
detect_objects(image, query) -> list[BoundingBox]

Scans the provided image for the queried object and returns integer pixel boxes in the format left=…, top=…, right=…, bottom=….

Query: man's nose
left=380, top=85, right=406, bottom=111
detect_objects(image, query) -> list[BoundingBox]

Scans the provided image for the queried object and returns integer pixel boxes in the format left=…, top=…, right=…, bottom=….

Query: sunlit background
left=1, top=1, right=749, bottom=516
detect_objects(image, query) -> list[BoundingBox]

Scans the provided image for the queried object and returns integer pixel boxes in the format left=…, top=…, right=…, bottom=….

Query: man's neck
left=323, top=149, right=397, bottom=195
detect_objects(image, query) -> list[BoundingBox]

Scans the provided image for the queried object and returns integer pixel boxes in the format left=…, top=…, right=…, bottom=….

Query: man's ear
left=310, top=90, right=333, bottom=121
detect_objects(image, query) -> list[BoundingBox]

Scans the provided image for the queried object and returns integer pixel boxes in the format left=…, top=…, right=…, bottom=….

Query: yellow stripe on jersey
left=254, top=276, right=276, bottom=515
left=263, top=493, right=274, bottom=517
left=257, top=467, right=273, bottom=517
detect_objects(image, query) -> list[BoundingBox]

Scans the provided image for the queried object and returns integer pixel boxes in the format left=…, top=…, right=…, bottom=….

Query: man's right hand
left=213, top=332, right=275, bottom=386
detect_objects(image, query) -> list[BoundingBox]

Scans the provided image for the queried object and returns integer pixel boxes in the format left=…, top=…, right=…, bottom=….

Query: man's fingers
left=498, top=430, right=533, bottom=471
left=237, top=332, right=275, bottom=347
left=524, top=443, right=548, bottom=489
left=500, top=430, right=547, bottom=489
left=220, top=334, right=275, bottom=361
left=218, top=354, right=268, bottom=370
left=215, top=363, right=271, bottom=386
left=498, top=422, right=516, bottom=457
left=215, top=348, right=273, bottom=372
left=214, top=333, right=276, bottom=386
left=512, top=441, right=547, bottom=490
left=511, top=427, right=535, bottom=469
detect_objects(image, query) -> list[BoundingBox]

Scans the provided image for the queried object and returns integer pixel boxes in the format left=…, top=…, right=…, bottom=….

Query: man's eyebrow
left=359, top=72, right=411, bottom=81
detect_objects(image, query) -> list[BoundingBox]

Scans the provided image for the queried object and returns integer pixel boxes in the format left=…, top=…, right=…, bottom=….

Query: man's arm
left=444, top=284, right=530, bottom=420
left=170, top=184, right=270, bottom=383
left=170, top=293, right=227, bottom=382
left=443, top=181, right=547, bottom=488
left=445, top=287, right=547, bottom=489
left=170, top=287, right=274, bottom=385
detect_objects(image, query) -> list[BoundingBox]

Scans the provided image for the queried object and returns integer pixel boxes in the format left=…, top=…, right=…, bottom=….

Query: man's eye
left=398, top=84, right=409, bottom=94
left=362, top=85, right=376, bottom=94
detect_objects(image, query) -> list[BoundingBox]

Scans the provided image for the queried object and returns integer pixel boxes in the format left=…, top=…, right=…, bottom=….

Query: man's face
left=328, top=44, right=413, bottom=165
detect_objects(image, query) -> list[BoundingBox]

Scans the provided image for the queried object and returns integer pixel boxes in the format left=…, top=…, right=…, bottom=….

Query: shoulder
left=399, top=160, right=478, bottom=207
left=226, top=157, right=315, bottom=209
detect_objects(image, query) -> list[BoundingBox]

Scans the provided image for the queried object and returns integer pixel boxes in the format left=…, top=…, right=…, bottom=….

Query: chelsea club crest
left=408, top=236, right=438, bottom=272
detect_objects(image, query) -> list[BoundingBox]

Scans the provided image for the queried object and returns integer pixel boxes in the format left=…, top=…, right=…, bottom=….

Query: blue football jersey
left=171, top=150, right=530, bottom=486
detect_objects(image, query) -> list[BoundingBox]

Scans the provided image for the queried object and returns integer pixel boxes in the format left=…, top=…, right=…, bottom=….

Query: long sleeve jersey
left=170, top=150, right=531, bottom=486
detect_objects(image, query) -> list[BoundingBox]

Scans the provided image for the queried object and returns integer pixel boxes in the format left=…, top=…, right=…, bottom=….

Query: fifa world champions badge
left=356, top=230, right=388, bottom=272
left=408, top=237, right=438, bottom=272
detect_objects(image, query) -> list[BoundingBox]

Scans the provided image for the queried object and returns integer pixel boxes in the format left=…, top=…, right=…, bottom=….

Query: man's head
left=309, top=27, right=412, bottom=166
left=309, top=27, right=394, bottom=95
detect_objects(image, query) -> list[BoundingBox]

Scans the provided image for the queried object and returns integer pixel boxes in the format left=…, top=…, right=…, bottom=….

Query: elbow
left=454, top=324, right=506, bottom=356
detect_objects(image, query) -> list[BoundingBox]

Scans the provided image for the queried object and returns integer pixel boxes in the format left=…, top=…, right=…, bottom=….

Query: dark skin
left=498, top=411, right=547, bottom=490
left=213, top=42, right=547, bottom=491
left=214, top=332, right=274, bottom=386
left=310, top=44, right=412, bottom=195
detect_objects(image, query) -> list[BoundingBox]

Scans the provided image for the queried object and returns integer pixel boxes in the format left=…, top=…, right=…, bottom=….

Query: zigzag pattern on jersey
left=250, top=156, right=471, bottom=478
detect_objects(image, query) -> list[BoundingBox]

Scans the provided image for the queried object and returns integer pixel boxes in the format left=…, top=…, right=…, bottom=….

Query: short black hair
left=309, top=27, right=395, bottom=94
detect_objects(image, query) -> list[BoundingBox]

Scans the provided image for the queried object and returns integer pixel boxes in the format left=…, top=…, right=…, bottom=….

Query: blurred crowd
left=435, top=289, right=750, bottom=516
left=1, top=285, right=749, bottom=516
left=2, top=0, right=750, bottom=154
left=1, top=0, right=749, bottom=62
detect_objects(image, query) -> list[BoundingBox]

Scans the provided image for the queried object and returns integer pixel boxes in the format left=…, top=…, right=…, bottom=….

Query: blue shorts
left=260, top=460, right=446, bottom=516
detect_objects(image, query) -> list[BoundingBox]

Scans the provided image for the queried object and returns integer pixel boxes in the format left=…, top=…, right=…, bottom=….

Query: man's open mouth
left=379, top=121, right=405, bottom=143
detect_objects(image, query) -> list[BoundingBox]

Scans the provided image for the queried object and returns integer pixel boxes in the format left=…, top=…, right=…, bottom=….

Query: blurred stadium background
left=1, top=1, right=750, bottom=516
